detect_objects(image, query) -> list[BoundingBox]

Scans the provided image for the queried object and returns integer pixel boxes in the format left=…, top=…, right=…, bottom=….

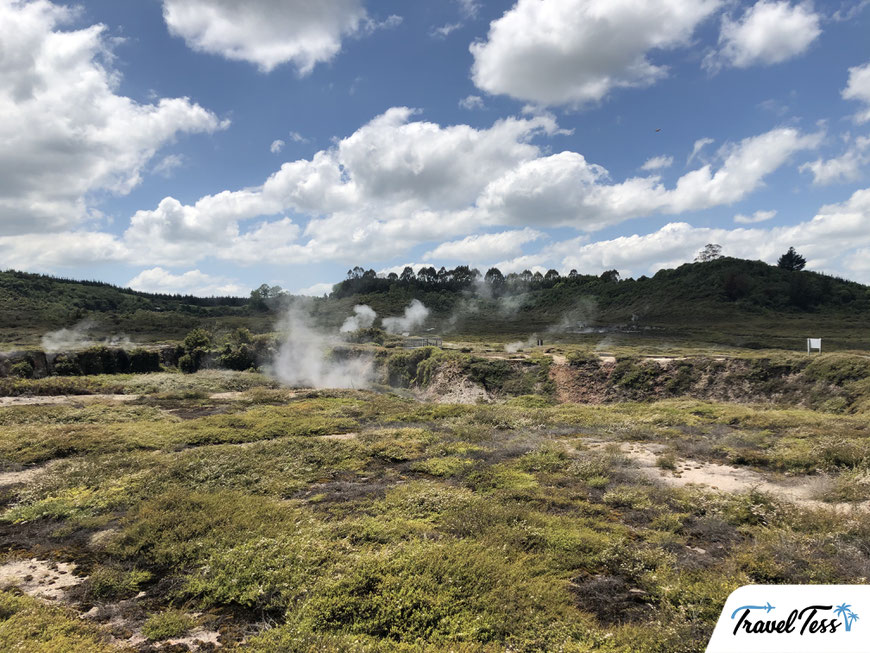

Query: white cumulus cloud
left=0, top=0, right=227, bottom=236
left=640, top=155, right=674, bottom=171
left=470, top=0, right=721, bottom=107
left=707, top=1, right=821, bottom=71
left=550, top=188, right=870, bottom=282
left=799, top=136, right=870, bottom=186
left=162, top=0, right=383, bottom=74
left=734, top=209, right=777, bottom=224
left=843, top=61, right=870, bottom=124
left=424, top=228, right=544, bottom=261
left=127, top=267, right=244, bottom=296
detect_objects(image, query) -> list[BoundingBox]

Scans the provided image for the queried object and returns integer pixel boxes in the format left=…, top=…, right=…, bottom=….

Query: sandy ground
left=318, top=432, right=360, bottom=441
left=0, top=466, right=47, bottom=488
left=0, top=558, right=83, bottom=600
left=0, top=391, right=251, bottom=407
left=0, top=394, right=140, bottom=407
left=615, top=442, right=867, bottom=511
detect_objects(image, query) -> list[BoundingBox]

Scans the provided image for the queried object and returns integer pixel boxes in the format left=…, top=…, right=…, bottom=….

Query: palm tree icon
left=835, top=603, right=859, bottom=632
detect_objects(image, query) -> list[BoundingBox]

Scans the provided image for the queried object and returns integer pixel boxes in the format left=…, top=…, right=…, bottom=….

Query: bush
left=76, top=346, right=130, bottom=375
left=53, top=354, right=81, bottom=376
left=183, top=328, right=212, bottom=352
left=219, top=344, right=256, bottom=371
left=129, top=349, right=161, bottom=373
left=142, top=609, right=196, bottom=641
left=10, top=360, right=34, bottom=379
left=178, top=353, right=199, bottom=374
left=87, top=565, right=152, bottom=600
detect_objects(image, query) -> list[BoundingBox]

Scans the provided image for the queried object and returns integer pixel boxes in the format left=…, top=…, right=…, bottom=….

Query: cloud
left=734, top=209, right=777, bottom=224
left=843, top=61, right=870, bottom=124
left=458, top=0, right=480, bottom=19
left=799, top=136, right=870, bottom=186
left=162, top=0, right=371, bottom=74
left=687, top=137, right=715, bottom=165
left=2, top=107, right=819, bottom=273
left=551, top=187, right=870, bottom=282
left=431, top=22, right=462, bottom=39
left=640, top=155, right=674, bottom=171
left=459, top=95, right=485, bottom=110
left=424, top=228, right=544, bottom=261
left=474, top=127, right=820, bottom=230
left=296, top=281, right=335, bottom=297
left=0, top=0, right=227, bottom=237
left=270, top=139, right=285, bottom=154
left=470, top=0, right=721, bottom=107
left=0, top=231, right=128, bottom=271
left=152, top=154, right=186, bottom=178
left=288, top=131, right=308, bottom=143
left=706, top=1, right=821, bottom=71
left=127, top=267, right=244, bottom=296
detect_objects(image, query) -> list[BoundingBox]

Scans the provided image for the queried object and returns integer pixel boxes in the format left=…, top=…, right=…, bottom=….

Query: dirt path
left=0, top=466, right=47, bottom=488
left=0, top=391, right=252, bottom=407
left=318, top=432, right=360, bottom=441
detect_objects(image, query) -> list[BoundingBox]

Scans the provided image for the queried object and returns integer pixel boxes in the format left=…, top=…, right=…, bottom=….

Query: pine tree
left=777, top=247, right=806, bottom=271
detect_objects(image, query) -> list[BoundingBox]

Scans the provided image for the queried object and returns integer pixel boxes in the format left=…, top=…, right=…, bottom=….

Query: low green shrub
left=142, top=609, right=196, bottom=641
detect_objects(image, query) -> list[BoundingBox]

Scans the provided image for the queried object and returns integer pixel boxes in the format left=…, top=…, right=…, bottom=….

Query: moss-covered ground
left=2, top=369, right=869, bottom=651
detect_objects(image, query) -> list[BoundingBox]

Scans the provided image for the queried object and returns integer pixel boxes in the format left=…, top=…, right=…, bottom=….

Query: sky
left=1, top=0, right=869, bottom=297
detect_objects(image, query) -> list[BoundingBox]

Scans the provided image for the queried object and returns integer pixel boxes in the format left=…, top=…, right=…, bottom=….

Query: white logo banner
left=707, top=585, right=869, bottom=652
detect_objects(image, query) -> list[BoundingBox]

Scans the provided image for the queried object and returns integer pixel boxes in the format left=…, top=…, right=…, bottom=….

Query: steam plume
left=271, top=302, right=373, bottom=389
left=340, top=304, right=377, bottom=333
left=382, top=299, right=430, bottom=334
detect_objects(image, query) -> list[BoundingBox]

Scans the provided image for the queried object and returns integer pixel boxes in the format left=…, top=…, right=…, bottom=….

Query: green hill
left=2, top=258, right=869, bottom=351
left=323, top=258, right=870, bottom=350
left=0, top=269, right=267, bottom=348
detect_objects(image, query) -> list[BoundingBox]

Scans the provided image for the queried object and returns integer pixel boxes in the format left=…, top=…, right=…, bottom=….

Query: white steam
left=381, top=299, right=430, bottom=334
left=340, top=304, right=377, bottom=333
left=41, top=322, right=94, bottom=352
left=271, top=302, right=373, bottom=389
left=41, top=320, right=133, bottom=352
left=504, top=335, right=539, bottom=354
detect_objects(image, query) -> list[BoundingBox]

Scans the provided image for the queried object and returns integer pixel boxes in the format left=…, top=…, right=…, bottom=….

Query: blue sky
left=1, top=0, right=869, bottom=296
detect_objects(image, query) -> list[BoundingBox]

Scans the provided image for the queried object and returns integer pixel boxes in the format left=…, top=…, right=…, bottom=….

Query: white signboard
left=807, top=338, right=821, bottom=353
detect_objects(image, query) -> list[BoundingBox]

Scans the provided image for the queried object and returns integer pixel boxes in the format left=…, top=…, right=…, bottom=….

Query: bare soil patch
left=618, top=442, right=867, bottom=511
left=0, top=558, right=83, bottom=601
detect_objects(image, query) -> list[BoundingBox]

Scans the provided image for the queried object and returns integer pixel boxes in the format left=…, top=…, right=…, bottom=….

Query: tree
left=484, top=267, right=504, bottom=285
left=777, top=246, right=806, bottom=271
left=451, top=265, right=475, bottom=287
left=600, top=269, right=620, bottom=283
left=399, top=267, right=414, bottom=283
left=695, top=243, right=723, bottom=262
left=544, top=269, right=561, bottom=284
left=417, top=266, right=436, bottom=285
left=568, top=269, right=579, bottom=278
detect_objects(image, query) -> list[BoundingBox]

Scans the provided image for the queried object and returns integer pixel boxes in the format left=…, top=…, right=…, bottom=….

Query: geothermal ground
left=1, top=350, right=870, bottom=652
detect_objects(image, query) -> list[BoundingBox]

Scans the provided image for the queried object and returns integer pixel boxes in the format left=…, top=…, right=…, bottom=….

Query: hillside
left=321, top=258, right=870, bottom=350
left=0, top=270, right=269, bottom=348
left=2, top=258, right=869, bottom=351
